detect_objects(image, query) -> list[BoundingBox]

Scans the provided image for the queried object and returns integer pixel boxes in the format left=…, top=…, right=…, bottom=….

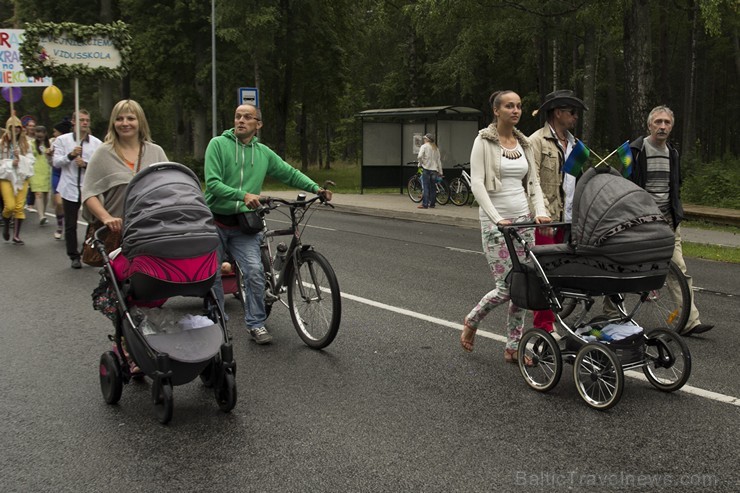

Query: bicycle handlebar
left=454, top=162, right=470, bottom=169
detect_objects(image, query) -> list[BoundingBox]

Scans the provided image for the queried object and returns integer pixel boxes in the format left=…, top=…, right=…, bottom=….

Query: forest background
left=2, top=0, right=738, bottom=208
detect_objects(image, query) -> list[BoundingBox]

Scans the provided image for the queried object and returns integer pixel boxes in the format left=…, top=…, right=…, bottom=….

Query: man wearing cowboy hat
left=529, top=89, right=588, bottom=332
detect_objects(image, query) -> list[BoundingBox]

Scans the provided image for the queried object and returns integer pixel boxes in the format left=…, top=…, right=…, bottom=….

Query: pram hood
left=122, top=162, right=219, bottom=259
left=570, top=166, right=674, bottom=265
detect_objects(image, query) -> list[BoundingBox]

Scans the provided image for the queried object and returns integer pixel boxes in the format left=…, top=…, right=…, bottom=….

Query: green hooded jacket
left=204, top=129, right=319, bottom=215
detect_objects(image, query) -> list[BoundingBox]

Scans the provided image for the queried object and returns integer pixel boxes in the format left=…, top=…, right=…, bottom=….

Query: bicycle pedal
left=265, top=291, right=280, bottom=302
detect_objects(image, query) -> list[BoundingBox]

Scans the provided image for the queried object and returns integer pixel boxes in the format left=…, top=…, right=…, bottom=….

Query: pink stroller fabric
left=111, top=251, right=218, bottom=307
left=111, top=251, right=218, bottom=283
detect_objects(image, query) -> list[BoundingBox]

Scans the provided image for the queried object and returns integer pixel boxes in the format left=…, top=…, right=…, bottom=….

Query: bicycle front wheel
left=287, top=250, right=341, bottom=349
left=407, top=175, right=423, bottom=203
left=435, top=178, right=450, bottom=205
left=448, top=177, right=470, bottom=206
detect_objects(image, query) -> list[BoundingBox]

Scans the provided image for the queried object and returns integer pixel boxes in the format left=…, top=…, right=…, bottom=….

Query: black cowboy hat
left=536, top=89, right=588, bottom=114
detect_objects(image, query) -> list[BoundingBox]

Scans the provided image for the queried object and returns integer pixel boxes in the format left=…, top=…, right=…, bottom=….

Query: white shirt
left=548, top=124, right=576, bottom=221
left=52, top=132, right=102, bottom=202
left=417, top=143, right=443, bottom=173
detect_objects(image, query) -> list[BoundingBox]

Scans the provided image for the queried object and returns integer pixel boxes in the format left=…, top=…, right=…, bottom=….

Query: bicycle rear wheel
left=448, top=177, right=470, bottom=206
left=435, top=178, right=450, bottom=205
left=407, top=175, right=423, bottom=203
left=287, top=250, right=341, bottom=349
left=622, top=261, right=690, bottom=332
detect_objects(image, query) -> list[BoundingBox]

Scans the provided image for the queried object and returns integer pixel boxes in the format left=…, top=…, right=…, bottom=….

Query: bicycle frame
left=258, top=195, right=329, bottom=307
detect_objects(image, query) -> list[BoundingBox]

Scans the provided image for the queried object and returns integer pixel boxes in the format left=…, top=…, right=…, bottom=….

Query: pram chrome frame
left=92, top=226, right=237, bottom=424
left=500, top=223, right=692, bottom=410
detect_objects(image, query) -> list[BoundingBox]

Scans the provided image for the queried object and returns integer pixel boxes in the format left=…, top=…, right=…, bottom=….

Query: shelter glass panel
left=362, top=122, right=402, bottom=166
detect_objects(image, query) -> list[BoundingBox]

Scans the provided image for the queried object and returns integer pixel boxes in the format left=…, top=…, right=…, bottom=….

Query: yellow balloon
left=42, top=85, right=63, bottom=108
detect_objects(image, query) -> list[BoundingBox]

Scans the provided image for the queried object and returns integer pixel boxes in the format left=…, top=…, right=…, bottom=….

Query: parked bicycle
left=405, top=161, right=449, bottom=205
left=448, top=162, right=472, bottom=206
left=230, top=187, right=342, bottom=349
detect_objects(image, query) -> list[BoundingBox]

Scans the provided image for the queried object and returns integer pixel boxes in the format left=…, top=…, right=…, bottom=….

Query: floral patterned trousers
left=465, top=215, right=533, bottom=350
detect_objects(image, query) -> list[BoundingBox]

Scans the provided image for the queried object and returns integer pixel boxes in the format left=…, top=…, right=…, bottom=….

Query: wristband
left=68, top=153, right=75, bottom=161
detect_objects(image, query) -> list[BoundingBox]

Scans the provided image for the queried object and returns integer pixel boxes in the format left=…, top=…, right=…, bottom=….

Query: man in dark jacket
left=629, top=105, right=713, bottom=335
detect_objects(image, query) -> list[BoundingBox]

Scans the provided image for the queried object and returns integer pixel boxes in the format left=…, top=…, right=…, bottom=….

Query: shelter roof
left=356, top=106, right=482, bottom=120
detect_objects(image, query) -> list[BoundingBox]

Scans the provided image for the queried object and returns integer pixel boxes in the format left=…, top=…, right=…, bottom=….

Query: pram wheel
left=643, top=328, right=692, bottom=392
left=518, top=329, right=562, bottom=392
left=573, top=343, right=624, bottom=410
left=215, top=370, right=237, bottom=413
left=152, top=379, right=174, bottom=424
left=99, top=351, right=123, bottom=405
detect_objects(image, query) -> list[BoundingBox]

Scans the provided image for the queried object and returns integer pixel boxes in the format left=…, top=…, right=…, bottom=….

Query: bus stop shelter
left=356, top=106, right=482, bottom=193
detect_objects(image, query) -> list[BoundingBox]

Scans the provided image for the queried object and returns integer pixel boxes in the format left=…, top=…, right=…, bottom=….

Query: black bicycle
left=232, top=189, right=341, bottom=349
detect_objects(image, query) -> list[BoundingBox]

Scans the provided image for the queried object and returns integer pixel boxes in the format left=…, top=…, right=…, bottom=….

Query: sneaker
left=71, top=258, right=82, bottom=269
left=40, top=217, right=48, bottom=226
left=54, top=229, right=63, bottom=240
left=249, top=326, right=273, bottom=345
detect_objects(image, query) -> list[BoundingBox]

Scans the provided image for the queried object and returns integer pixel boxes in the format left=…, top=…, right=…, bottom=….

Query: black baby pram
left=93, top=162, right=236, bottom=424
left=502, top=166, right=691, bottom=410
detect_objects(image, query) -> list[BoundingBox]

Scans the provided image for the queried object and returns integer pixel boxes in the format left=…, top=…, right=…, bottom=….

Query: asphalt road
left=1, top=210, right=738, bottom=492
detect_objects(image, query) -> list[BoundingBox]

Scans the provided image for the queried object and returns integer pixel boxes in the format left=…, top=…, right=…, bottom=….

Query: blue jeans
left=213, top=226, right=266, bottom=330
left=421, top=169, right=437, bottom=208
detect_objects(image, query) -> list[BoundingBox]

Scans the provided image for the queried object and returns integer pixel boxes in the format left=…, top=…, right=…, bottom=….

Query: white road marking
left=338, top=290, right=740, bottom=408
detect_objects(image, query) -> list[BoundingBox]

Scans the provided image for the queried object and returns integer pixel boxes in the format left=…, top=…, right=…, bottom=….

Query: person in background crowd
left=28, top=125, right=52, bottom=225
left=52, top=110, right=102, bottom=269
left=461, top=90, right=551, bottom=362
left=22, top=116, right=37, bottom=211
left=1, top=116, right=35, bottom=245
left=416, top=133, right=443, bottom=209
left=50, top=119, right=72, bottom=240
left=628, top=105, right=713, bottom=336
left=528, top=89, right=588, bottom=333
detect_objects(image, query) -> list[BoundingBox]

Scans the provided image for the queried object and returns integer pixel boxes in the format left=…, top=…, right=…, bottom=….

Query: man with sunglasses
left=205, top=104, right=332, bottom=345
left=528, top=90, right=588, bottom=333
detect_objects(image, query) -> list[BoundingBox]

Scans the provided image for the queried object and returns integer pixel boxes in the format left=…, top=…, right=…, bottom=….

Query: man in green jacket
left=205, top=104, right=332, bottom=344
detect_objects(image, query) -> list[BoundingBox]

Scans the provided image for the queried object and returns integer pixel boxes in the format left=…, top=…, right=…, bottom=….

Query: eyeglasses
left=557, top=107, right=578, bottom=115
left=236, top=114, right=261, bottom=122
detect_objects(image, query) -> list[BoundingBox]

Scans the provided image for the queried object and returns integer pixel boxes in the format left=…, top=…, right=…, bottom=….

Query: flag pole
left=593, top=146, right=620, bottom=167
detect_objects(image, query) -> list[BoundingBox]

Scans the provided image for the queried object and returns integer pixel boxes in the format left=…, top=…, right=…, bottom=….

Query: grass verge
left=682, top=243, right=740, bottom=264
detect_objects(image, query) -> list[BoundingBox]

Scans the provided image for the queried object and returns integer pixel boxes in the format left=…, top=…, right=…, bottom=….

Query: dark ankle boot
left=2, top=217, right=9, bottom=241
left=12, top=218, right=24, bottom=245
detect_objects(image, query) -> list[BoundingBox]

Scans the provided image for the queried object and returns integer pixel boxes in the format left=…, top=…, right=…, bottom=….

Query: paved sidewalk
left=264, top=190, right=740, bottom=248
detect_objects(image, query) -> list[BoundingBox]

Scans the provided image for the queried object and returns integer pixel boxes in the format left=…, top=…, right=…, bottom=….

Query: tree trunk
left=174, top=101, right=188, bottom=157
left=192, top=36, right=209, bottom=160
left=552, top=38, right=558, bottom=91
left=408, top=30, right=418, bottom=106
left=606, top=46, right=620, bottom=143
left=657, top=0, right=670, bottom=102
left=582, top=28, right=597, bottom=145
left=681, top=1, right=698, bottom=160
left=623, top=0, right=654, bottom=138
left=325, top=122, right=331, bottom=170
left=98, top=0, right=115, bottom=120
left=299, top=102, right=309, bottom=172
left=274, top=0, right=293, bottom=158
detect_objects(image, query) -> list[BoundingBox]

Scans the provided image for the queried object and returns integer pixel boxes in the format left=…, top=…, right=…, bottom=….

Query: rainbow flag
left=617, top=141, right=633, bottom=177
left=562, top=140, right=590, bottom=177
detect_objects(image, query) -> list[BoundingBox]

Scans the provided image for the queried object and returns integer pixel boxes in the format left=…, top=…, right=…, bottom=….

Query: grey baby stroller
left=93, top=162, right=236, bottom=424
left=502, top=166, right=691, bottom=410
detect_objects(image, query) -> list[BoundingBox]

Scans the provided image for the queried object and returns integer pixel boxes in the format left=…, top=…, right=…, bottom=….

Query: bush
left=681, top=155, right=740, bottom=209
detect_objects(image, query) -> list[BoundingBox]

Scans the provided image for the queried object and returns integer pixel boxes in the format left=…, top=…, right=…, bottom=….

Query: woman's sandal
left=505, top=348, right=534, bottom=366
left=461, top=319, right=477, bottom=353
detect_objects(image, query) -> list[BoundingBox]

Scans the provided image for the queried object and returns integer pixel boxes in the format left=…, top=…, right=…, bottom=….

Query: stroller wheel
left=518, top=329, right=562, bottom=392
left=573, top=343, right=624, bottom=410
left=99, top=351, right=123, bottom=405
left=152, top=379, right=174, bottom=424
left=643, top=328, right=692, bottom=392
left=215, top=370, right=237, bottom=413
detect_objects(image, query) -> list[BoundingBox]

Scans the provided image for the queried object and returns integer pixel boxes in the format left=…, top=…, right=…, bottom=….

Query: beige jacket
left=469, top=124, right=548, bottom=225
left=529, top=123, right=565, bottom=220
